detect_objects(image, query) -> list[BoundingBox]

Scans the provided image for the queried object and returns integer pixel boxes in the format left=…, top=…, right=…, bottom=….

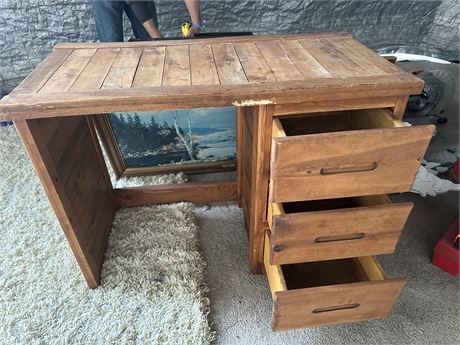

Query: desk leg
left=240, top=104, right=273, bottom=274
left=15, top=116, right=115, bottom=288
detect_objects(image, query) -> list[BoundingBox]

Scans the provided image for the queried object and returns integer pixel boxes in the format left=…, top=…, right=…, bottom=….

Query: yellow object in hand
left=181, top=21, right=191, bottom=37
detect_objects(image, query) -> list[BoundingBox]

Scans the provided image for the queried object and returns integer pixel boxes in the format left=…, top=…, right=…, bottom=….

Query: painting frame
left=93, top=111, right=237, bottom=179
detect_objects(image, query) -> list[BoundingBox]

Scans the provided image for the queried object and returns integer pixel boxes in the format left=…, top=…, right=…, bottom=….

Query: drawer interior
left=273, top=108, right=404, bottom=137
left=264, top=233, right=386, bottom=296
left=272, top=194, right=391, bottom=217
left=282, top=257, right=384, bottom=290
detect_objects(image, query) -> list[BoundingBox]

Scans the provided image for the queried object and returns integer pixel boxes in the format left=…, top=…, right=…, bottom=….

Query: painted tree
left=171, top=110, right=197, bottom=160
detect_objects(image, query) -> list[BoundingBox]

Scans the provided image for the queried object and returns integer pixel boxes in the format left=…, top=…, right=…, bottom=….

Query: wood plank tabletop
left=0, top=33, right=423, bottom=120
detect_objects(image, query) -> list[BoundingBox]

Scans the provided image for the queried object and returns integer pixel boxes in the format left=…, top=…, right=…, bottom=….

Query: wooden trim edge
left=114, top=181, right=237, bottom=208
left=53, top=33, right=353, bottom=50
left=92, top=114, right=126, bottom=179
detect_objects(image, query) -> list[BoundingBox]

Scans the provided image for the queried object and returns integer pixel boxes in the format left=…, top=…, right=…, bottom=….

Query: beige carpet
left=0, top=125, right=213, bottom=344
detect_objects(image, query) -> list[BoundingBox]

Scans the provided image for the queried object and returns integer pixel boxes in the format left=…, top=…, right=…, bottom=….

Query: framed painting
left=94, top=107, right=237, bottom=178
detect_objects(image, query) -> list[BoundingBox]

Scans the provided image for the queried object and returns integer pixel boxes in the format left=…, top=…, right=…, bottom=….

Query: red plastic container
left=432, top=218, right=459, bottom=276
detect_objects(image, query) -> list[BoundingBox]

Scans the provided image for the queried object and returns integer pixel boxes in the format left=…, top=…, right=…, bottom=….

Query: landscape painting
left=108, top=107, right=236, bottom=171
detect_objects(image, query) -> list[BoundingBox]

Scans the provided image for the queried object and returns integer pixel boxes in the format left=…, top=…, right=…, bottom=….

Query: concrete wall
left=0, top=0, right=458, bottom=93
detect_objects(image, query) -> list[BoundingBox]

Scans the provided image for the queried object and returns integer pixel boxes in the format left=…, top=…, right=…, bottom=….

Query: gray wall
left=0, top=0, right=458, bottom=93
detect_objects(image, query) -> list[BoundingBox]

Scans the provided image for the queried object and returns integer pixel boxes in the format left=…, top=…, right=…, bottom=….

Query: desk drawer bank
left=0, top=33, right=433, bottom=331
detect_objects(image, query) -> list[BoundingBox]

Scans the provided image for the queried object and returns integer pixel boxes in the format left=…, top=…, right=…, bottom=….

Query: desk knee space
left=14, top=115, right=240, bottom=287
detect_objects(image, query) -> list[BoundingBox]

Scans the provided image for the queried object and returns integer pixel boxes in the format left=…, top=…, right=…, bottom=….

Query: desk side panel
left=15, top=116, right=115, bottom=288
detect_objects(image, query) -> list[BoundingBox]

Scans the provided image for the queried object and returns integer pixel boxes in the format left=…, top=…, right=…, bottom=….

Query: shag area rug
left=0, top=126, right=213, bottom=344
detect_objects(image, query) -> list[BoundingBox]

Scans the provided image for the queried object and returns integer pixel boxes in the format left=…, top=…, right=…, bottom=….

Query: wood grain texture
left=270, top=110, right=434, bottom=202
left=353, top=256, right=386, bottom=281
left=342, top=38, right=402, bottom=74
left=113, top=181, right=237, bottom=208
left=72, top=48, right=120, bottom=91
left=240, top=106, right=255, bottom=231
left=102, top=48, right=143, bottom=89
left=272, top=279, right=405, bottom=330
left=297, top=39, right=354, bottom=78
left=325, top=38, right=386, bottom=76
left=45, top=116, right=83, bottom=164
left=10, top=49, right=73, bottom=95
left=278, top=40, right=331, bottom=78
left=263, top=250, right=405, bottom=330
left=1, top=33, right=424, bottom=120
left=268, top=200, right=413, bottom=264
left=121, top=161, right=235, bottom=177
left=212, top=43, right=248, bottom=84
left=239, top=104, right=273, bottom=271
left=132, top=47, right=166, bottom=88
left=162, top=45, right=191, bottom=86
left=15, top=116, right=115, bottom=288
left=234, top=42, right=276, bottom=82
left=39, top=49, right=96, bottom=93
left=0, top=75, right=423, bottom=120
left=248, top=105, right=274, bottom=273
left=393, top=95, right=410, bottom=120
left=272, top=117, right=286, bottom=137
left=190, top=44, right=220, bottom=85
left=274, top=97, right=398, bottom=115
left=351, top=108, right=404, bottom=129
left=255, top=41, right=304, bottom=81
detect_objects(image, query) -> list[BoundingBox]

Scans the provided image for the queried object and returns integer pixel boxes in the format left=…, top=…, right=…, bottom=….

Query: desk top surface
left=0, top=33, right=423, bottom=120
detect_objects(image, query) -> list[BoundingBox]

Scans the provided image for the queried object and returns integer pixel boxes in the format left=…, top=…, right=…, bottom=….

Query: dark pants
left=91, top=0, right=158, bottom=42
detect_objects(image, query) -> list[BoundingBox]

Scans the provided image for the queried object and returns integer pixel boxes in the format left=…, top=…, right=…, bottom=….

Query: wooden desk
left=0, top=33, right=433, bottom=330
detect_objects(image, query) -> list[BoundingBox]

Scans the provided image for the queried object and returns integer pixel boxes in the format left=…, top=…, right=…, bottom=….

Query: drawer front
left=268, top=202, right=413, bottom=264
left=264, top=233, right=406, bottom=330
left=270, top=125, right=434, bottom=203
left=272, top=279, right=405, bottom=330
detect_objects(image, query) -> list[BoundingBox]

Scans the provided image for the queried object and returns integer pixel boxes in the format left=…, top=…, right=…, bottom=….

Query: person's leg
left=124, top=1, right=158, bottom=40
left=91, top=0, right=125, bottom=42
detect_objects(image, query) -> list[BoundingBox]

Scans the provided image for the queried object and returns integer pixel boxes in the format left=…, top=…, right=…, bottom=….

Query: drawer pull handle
left=314, top=232, right=365, bottom=243
left=313, top=303, right=360, bottom=314
left=320, top=162, right=378, bottom=175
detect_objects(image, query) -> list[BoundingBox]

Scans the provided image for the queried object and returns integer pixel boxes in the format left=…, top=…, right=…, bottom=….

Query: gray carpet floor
left=195, top=61, right=459, bottom=345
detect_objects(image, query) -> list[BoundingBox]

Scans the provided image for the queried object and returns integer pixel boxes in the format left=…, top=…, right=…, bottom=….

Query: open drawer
left=270, top=109, right=434, bottom=203
left=264, top=233, right=405, bottom=330
left=267, top=194, right=413, bottom=265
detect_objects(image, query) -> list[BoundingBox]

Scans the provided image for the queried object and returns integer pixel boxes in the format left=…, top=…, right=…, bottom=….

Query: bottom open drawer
left=264, top=233, right=405, bottom=331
